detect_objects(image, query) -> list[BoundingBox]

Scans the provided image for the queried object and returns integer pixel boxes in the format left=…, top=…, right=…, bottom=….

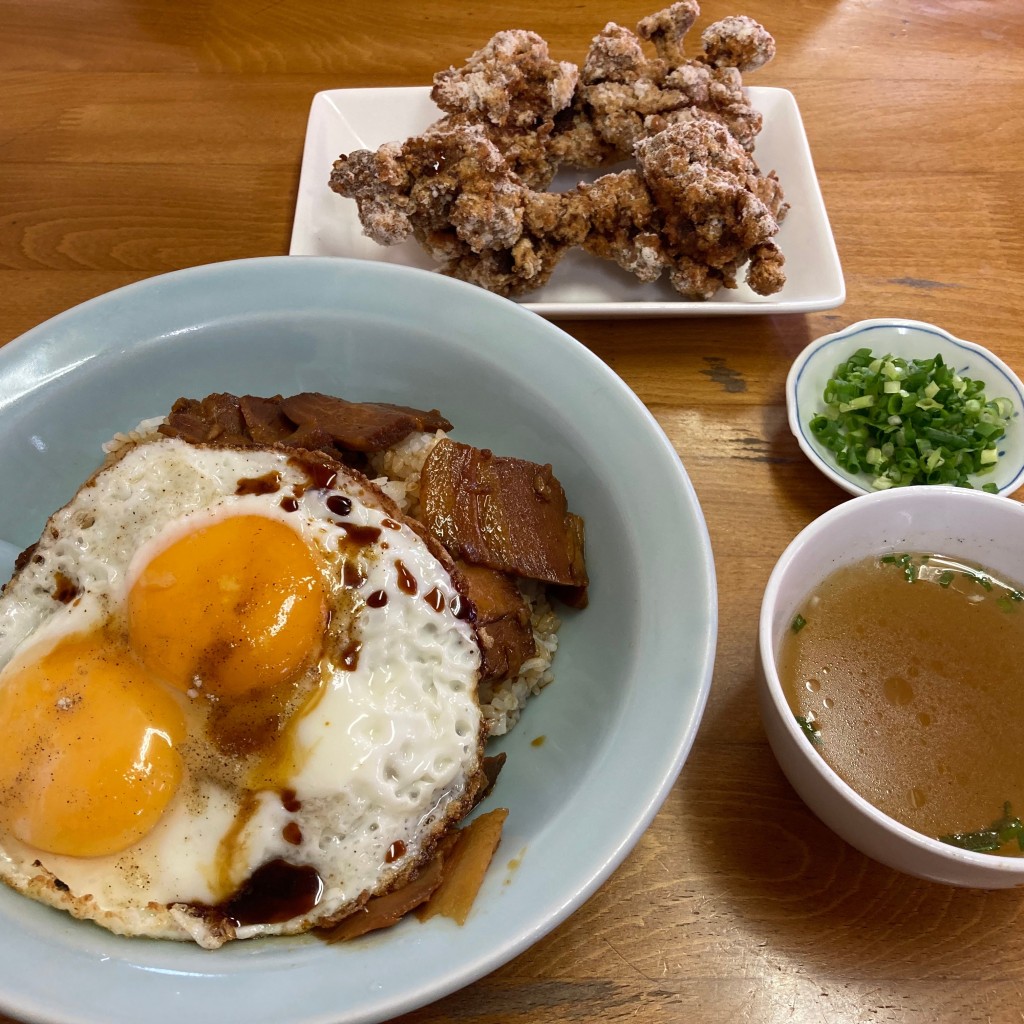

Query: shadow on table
left=675, top=676, right=1024, bottom=984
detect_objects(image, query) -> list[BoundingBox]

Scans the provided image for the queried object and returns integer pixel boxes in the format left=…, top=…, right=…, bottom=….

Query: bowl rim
left=0, top=254, right=720, bottom=1024
left=785, top=317, right=1024, bottom=498
left=759, top=485, right=1024, bottom=880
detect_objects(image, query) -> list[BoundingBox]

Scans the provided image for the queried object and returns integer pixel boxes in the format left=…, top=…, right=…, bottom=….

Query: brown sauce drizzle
left=450, top=594, right=474, bottom=621
left=340, top=640, right=362, bottom=671
left=235, top=471, right=281, bottom=496
left=281, top=789, right=302, bottom=813
left=216, top=858, right=323, bottom=926
left=51, top=571, right=80, bottom=604
left=280, top=496, right=299, bottom=513
left=340, top=522, right=382, bottom=546
left=289, top=457, right=337, bottom=492
left=385, top=840, right=406, bottom=863
left=282, top=822, right=303, bottom=846
left=326, top=494, right=353, bottom=517
left=343, top=560, right=367, bottom=589
left=424, top=586, right=446, bottom=613
left=367, top=589, right=389, bottom=608
left=381, top=518, right=402, bottom=531
left=395, top=559, right=417, bottom=596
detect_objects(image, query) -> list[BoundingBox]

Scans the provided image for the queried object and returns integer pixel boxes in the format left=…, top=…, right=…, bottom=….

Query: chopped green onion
left=795, top=715, right=821, bottom=744
left=808, top=348, right=1014, bottom=489
left=940, top=802, right=1024, bottom=853
left=791, top=613, right=807, bottom=633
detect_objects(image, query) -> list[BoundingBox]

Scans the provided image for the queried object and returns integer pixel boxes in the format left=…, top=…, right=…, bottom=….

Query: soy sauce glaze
left=340, top=522, right=382, bottom=546
left=343, top=560, right=368, bottom=589
left=326, top=494, right=353, bottom=518
left=216, top=859, right=323, bottom=926
left=395, top=559, right=417, bottom=596
left=235, top=471, right=281, bottom=496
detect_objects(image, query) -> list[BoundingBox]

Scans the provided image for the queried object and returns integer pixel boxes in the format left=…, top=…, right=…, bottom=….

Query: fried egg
left=0, top=436, right=485, bottom=947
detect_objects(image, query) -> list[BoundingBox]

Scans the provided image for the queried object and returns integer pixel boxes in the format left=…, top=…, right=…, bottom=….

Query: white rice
left=101, top=416, right=168, bottom=456
left=476, top=580, right=559, bottom=737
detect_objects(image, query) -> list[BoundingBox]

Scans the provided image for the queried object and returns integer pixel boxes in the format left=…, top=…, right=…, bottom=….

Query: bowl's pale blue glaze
left=0, top=257, right=716, bottom=1024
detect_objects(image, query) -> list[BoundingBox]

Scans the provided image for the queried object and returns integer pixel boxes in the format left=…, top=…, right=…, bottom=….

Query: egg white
left=0, top=436, right=485, bottom=946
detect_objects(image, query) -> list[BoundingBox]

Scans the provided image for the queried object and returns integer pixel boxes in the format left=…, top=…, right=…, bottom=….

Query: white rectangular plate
left=290, top=85, right=845, bottom=318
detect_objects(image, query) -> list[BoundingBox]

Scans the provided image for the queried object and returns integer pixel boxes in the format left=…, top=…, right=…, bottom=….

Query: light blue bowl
left=787, top=318, right=1024, bottom=497
left=0, top=257, right=716, bottom=1024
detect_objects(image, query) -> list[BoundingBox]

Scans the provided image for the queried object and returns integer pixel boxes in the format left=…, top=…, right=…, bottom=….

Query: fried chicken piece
left=431, top=30, right=578, bottom=129
left=700, top=15, right=776, bottom=71
left=331, top=123, right=575, bottom=294
left=331, top=124, right=526, bottom=252
left=567, top=4, right=771, bottom=157
left=634, top=118, right=785, bottom=297
left=430, top=30, right=578, bottom=188
left=637, top=0, right=700, bottom=64
left=575, top=118, right=786, bottom=298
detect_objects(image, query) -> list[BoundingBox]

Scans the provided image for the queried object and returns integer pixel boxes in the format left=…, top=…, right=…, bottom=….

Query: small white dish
left=758, top=486, right=1024, bottom=888
left=787, top=318, right=1024, bottom=497
left=290, top=86, right=845, bottom=319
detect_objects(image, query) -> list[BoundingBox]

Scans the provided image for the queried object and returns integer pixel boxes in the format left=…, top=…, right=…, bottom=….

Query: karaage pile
left=329, top=2, right=788, bottom=300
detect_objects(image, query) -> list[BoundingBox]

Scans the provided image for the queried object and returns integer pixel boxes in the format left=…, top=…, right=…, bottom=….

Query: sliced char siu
left=421, top=438, right=587, bottom=588
left=160, top=392, right=452, bottom=459
left=280, top=393, right=452, bottom=453
left=455, top=561, right=536, bottom=682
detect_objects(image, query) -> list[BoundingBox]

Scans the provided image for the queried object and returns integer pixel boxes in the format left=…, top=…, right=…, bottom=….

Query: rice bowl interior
left=0, top=257, right=716, bottom=1024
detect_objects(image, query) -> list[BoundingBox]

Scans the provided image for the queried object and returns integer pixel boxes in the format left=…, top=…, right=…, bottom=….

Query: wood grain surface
left=1, top=1, right=1023, bottom=1021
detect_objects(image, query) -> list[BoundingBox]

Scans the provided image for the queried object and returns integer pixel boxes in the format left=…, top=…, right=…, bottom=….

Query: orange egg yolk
left=0, top=633, right=186, bottom=858
left=128, top=514, right=328, bottom=700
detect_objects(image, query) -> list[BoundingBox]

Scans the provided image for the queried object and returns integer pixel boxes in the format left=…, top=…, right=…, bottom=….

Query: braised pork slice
left=237, top=394, right=295, bottom=444
left=161, top=393, right=249, bottom=446
left=421, top=438, right=587, bottom=586
left=280, top=393, right=452, bottom=453
left=456, top=561, right=536, bottom=681
left=322, top=832, right=459, bottom=942
left=161, top=392, right=452, bottom=457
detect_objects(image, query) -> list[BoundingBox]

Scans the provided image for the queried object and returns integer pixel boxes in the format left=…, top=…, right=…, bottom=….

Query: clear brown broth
left=779, top=552, right=1024, bottom=854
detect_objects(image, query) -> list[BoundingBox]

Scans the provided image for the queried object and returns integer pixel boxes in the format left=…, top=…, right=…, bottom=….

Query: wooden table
left=2, top=1, right=1023, bottom=1021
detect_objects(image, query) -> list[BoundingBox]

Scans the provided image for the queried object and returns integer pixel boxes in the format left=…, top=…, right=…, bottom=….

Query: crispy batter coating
left=332, top=117, right=785, bottom=299
left=701, top=15, right=776, bottom=72
left=431, top=30, right=578, bottom=129
left=637, top=1, right=700, bottom=64
left=568, top=6, right=767, bottom=156
left=329, top=3, right=788, bottom=300
left=630, top=119, right=786, bottom=297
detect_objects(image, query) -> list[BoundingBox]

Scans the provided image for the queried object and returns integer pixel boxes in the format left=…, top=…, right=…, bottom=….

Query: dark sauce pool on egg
left=208, top=858, right=324, bottom=927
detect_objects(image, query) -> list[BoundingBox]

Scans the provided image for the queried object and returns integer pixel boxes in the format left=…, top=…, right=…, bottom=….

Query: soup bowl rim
left=758, top=486, right=1024, bottom=886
